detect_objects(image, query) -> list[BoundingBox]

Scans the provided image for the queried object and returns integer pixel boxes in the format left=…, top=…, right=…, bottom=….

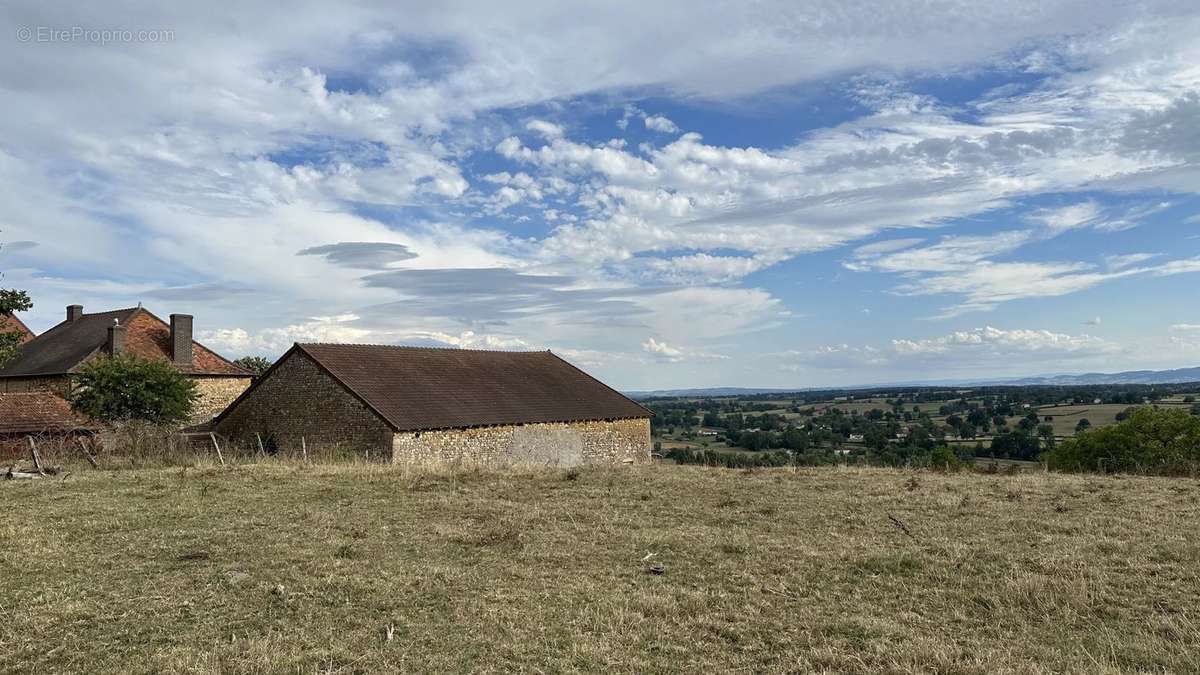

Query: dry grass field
left=1034, top=404, right=1134, bottom=437
left=4, top=463, right=1200, bottom=673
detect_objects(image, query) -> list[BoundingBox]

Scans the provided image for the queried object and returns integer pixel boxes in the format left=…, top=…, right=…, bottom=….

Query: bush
left=71, top=355, right=198, bottom=425
left=666, top=447, right=791, bottom=468
left=1046, top=407, right=1200, bottom=475
left=233, top=356, right=273, bottom=376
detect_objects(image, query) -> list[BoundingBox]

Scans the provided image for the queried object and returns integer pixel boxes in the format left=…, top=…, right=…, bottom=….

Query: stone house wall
left=190, top=376, right=251, bottom=424
left=391, top=417, right=651, bottom=468
left=0, top=377, right=71, bottom=395
left=212, top=351, right=392, bottom=453
left=0, top=374, right=248, bottom=425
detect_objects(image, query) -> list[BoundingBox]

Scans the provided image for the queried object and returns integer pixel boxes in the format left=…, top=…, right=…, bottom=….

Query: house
left=212, top=343, right=653, bottom=467
left=0, top=304, right=252, bottom=423
left=0, top=392, right=99, bottom=460
left=0, top=312, right=35, bottom=343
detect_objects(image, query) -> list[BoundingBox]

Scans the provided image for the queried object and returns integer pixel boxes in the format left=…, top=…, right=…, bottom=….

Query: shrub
left=233, top=356, right=273, bottom=376
left=928, top=445, right=960, bottom=470
left=666, top=448, right=791, bottom=468
left=71, top=355, right=198, bottom=425
left=1046, top=407, right=1200, bottom=475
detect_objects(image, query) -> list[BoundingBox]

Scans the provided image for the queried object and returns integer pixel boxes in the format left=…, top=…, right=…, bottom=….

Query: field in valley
left=3, top=463, right=1200, bottom=673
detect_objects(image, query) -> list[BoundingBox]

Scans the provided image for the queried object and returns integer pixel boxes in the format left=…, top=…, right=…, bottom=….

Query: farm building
left=212, top=343, right=653, bottom=467
left=0, top=392, right=99, bottom=461
left=0, top=304, right=252, bottom=423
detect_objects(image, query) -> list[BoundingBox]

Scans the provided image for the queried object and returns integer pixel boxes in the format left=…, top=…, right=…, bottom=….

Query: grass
left=4, top=463, right=1200, bottom=673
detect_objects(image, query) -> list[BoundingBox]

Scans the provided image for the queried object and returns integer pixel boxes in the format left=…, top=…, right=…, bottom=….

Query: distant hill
left=982, top=366, right=1200, bottom=387
left=627, top=366, right=1200, bottom=398
left=624, top=387, right=802, bottom=399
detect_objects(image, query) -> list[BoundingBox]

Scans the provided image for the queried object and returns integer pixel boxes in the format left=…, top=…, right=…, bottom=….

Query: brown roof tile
left=0, top=312, right=34, bottom=343
left=0, top=392, right=98, bottom=434
left=249, top=343, right=651, bottom=431
left=0, top=307, right=250, bottom=378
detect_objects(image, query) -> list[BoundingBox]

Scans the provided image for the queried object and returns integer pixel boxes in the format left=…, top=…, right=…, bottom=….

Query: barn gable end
left=212, top=347, right=394, bottom=455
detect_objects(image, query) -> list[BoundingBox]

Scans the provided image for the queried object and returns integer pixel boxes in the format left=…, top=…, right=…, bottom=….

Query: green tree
left=1037, top=423, right=1056, bottom=450
left=0, top=287, right=33, bottom=367
left=1074, top=418, right=1092, bottom=434
left=1047, top=407, right=1200, bottom=475
left=71, top=355, right=198, bottom=425
left=233, top=355, right=273, bottom=376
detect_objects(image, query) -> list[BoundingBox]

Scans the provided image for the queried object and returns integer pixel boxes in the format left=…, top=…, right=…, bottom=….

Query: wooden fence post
left=76, top=438, right=100, bottom=468
left=209, top=432, right=225, bottom=467
left=28, top=437, right=45, bottom=475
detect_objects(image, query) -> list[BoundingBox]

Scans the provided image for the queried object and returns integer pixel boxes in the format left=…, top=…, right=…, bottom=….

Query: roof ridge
left=82, top=307, right=140, bottom=316
left=297, top=341, right=550, bottom=355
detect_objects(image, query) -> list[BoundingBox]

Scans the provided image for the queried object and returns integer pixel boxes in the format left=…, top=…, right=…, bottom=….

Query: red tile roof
left=0, top=307, right=249, bottom=378
left=0, top=312, right=34, bottom=343
left=0, top=392, right=98, bottom=434
left=219, top=343, right=651, bottom=432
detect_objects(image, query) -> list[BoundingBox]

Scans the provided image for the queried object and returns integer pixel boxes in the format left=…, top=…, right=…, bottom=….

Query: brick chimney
left=67, top=304, right=84, bottom=322
left=170, top=313, right=193, bottom=367
left=107, top=319, right=125, bottom=357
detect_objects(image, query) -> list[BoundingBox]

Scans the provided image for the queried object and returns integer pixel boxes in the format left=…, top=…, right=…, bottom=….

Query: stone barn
left=211, top=343, right=653, bottom=467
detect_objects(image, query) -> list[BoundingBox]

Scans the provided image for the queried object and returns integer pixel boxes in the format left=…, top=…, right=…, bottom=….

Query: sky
left=2, top=1, right=1200, bottom=390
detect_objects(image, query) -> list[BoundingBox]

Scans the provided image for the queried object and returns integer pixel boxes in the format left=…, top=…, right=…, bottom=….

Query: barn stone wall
left=212, top=352, right=392, bottom=454
left=391, top=417, right=651, bottom=468
left=190, top=376, right=251, bottom=424
left=0, top=376, right=71, bottom=395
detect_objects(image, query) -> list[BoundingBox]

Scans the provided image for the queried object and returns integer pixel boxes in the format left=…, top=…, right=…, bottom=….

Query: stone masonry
left=190, top=376, right=251, bottom=424
left=213, top=351, right=393, bottom=453
left=391, top=417, right=651, bottom=468
left=0, top=376, right=70, bottom=395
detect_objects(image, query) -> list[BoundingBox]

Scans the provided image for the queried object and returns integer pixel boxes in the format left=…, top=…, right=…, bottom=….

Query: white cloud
left=784, top=325, right=1118, bottom=374
left=641, top=337, right=685, bottom=361
left=1104, top=253, right=1159, bottom=270
left=525, top=119, right=565, bottom=139
left=1029, top=201, right=1101, bottom=233
left=199, top=314, right=372, bottom=354
left=644, top=115, right=680, bottom=134
left=891, top=326, right=1111, bottom=356
left=782, top=344, right=888, bottom=369
left=641, top=337, right=727, bottom=363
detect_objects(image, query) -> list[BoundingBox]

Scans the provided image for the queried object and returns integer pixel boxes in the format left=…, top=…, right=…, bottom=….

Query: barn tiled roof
left=0, top=307, right=250, bottom=378
left=0, top=392, right=99, bottom=434
left=284, top=343, right=651, bottom=431
left=0, top=312, right=34, bottom=343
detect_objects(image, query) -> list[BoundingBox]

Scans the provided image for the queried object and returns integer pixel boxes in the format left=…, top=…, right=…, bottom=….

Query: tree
left=1047, top=407, right=1200, bottom=475
left=0, top=287, right=32, bottom=367
left=1075, top=418, right=1092, bottom=434
left=70, top=355, right=198, bottom=425
left=1037, top=424, right=1056, bottom=451
left=233, top=355, right=273, bottom=376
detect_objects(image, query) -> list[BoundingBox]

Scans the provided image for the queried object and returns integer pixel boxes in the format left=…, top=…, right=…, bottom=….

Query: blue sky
left=2, top=1, right=1200, bottom=389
